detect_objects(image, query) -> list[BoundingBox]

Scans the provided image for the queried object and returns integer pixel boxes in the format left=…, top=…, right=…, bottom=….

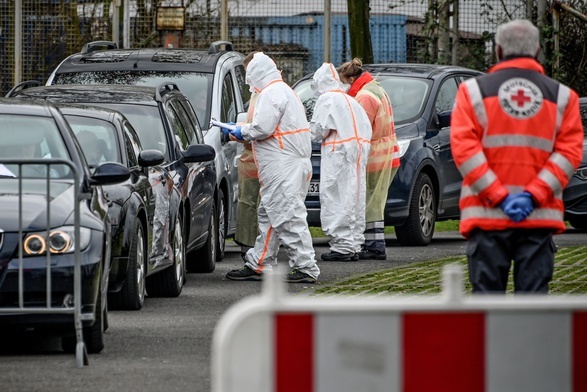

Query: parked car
left=0, top=98, right=130, bottom=353
left=293, top=63, right=483, bottom=246
left=563, top=97, right=587, bottom=230
left=45, top=40, right=250, bottom=260
left=58, top=103, right=187, bottom=310
left=8, top=83, right=218, bottom=273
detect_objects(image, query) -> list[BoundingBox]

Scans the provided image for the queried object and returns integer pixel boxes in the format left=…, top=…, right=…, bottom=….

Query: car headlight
left=574, top=166, right=587, bottom=180
left=397, top=139, right=411, bottom=159
left=23, top=226, right=92, bottom=256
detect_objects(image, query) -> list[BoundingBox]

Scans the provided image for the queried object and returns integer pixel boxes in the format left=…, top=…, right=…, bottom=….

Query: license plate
left=307, top=181, right=320, bottom=196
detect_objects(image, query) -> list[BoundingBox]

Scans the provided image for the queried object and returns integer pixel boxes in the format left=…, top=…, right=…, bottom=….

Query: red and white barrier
left=212, top=266, right=587, bottom=392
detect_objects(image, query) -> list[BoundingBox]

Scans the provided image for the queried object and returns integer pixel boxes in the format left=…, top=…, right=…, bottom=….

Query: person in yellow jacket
left=451, top=19, right=584, bottom=293
left=337, top=58, right=400, bottom=260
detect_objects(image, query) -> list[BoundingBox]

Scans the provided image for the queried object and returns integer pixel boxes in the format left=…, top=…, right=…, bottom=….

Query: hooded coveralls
left=240, top=53, right=320, bottom=279
left=451, top=57, right=584, bottom=293
left=234, top=92, right=260, bottom=249
left=348, top=72, right=400, bottom=253
left=309, top=63, right=372, bottom=255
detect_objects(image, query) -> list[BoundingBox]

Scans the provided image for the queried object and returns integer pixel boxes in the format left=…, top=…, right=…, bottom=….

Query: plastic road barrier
left=212, top=265, right=587, bottom=392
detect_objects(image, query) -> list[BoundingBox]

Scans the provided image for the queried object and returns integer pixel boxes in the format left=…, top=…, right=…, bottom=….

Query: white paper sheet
left=210, top=119, right=237, bottom=131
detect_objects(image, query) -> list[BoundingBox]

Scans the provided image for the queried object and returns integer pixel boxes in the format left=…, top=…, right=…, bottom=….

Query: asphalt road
left=0, top=230, right=585, bottom=392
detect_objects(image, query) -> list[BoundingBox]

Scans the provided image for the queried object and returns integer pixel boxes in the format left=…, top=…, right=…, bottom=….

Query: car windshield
left=54, top=71, right=213, bottom=129
left=0, top=114, right=71, bottom=178
left=64, top=115, right=122, bottom=168
left=83, top=103, right=169, bottom=161
left=294, top=76, right=432, bottom=125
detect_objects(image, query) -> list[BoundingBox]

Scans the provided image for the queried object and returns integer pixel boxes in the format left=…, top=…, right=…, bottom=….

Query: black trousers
left=466, top=228, right=557, bottom=294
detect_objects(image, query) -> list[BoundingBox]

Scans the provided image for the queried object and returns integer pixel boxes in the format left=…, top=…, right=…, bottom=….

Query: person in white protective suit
left=309, top=63, right=372, bottom=262
left=222, top=52, right=320, bottom=283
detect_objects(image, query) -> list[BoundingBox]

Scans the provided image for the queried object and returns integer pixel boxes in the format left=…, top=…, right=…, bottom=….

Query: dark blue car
left=294, top=63, right=483, bottom=246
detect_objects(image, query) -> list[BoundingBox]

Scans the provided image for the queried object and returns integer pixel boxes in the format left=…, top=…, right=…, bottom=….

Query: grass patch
left=314, top=246, right=587, bottom=296
left=310, top=219, right=461, bottom=238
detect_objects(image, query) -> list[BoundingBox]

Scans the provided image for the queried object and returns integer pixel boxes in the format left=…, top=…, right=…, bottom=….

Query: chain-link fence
left=2, top=1, right=587, bottom=96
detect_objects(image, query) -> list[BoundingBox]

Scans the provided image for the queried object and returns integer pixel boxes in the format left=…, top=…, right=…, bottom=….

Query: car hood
left=0, top=179, right=78, bottom=231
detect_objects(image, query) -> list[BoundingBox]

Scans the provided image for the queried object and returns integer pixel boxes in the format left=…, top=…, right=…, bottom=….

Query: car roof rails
left=155, top=82, right=181, bottom=100
left=208, top=41, right=233, bottom=54
left=81, top=40, right=119, bottom=54
left=5, top=80, right=42, bottom=97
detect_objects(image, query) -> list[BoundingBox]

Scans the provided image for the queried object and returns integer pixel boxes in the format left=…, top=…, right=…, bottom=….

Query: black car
left=294, top=63, right=483, bottom=246
left=0, top=98, right=130, bottom=353
left=563, top=97, right=587, bottom=230
left=58, top=103, right=189, bottom=310
left=46, top=40, right=251, bottom=260
left=9, top=83, right=218, bottom=274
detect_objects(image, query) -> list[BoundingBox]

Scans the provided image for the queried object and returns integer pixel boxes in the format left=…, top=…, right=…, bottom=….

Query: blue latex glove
left=220, top=122, right=236, bottom=136
left=230, top=126, right=244, bottom=140
left=501, top=192, right=535, bottom=223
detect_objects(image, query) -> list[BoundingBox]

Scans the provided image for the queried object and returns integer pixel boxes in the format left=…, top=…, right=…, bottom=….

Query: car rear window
left=54, top=71, right=214, bottom=128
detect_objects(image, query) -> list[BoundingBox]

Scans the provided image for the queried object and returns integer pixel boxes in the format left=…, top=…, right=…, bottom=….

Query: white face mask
left=340, top=83, right=351, bottom=93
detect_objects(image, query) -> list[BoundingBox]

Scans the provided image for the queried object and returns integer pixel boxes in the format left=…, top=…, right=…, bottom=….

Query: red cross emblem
left=511, top=89, right=532, bottom=107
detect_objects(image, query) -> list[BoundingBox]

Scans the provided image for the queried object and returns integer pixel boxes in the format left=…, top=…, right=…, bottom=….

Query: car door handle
left=433, top=144, right=440, bottom=152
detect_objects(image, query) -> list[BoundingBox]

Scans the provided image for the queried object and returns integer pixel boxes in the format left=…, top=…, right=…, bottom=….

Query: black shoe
left=321, top=251, right=355, bottom=261
left=351, top=253, right=359, bottom=261
left=226, top=265, right=262, bottom=281
left=285, top=269, right=317, bottom=284
left=357, top=249, right=386, bottom=260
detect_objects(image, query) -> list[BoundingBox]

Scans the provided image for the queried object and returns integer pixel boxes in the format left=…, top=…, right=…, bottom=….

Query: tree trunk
left=347, top=0, right=373, bottom=63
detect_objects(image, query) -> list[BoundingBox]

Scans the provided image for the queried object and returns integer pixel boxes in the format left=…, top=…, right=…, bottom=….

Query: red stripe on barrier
left=403, top=312, right=485, bottom=392
left=275, top=313, right=314, bottom=392
left=573, top=311, right=587, bottom=392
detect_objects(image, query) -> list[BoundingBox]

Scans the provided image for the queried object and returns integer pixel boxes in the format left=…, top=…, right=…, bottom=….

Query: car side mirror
left=138, top=149, right=165, bottom=167
left=89, top=162, right=130, bottom=185
left=182, top=144, right=216, bottom=163
left=438, top=110, right=452, bottom=128
left=236, top=112, right=247, bottom=123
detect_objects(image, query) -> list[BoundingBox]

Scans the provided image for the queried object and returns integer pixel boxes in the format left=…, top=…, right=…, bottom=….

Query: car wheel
left=187, top=196, right=217, bottom=273
left=62, top=282, right=105, bottom=354
left=568, top=216, right=587, bottom=230
left=216, top=188, right=226, bottom=262
left=145, top=215, right=185, bottom=297
left=395, top=172, right=436, bottom=246
left=108, top=221, right=146, bottom=310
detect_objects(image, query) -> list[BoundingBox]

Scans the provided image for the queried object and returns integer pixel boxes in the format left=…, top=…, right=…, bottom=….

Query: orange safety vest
left=450, top=57, right=584, bottom=237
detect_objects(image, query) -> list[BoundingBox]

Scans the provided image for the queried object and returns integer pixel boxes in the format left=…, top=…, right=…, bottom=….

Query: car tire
left=568, top=216, right=587, bottom=230
left=145, top=215, right=185, bottom=297
left=62, top=282, right=105, bottom=354
left=108, top=221, right=146, bottom=310
left=395, top=172, right=436, bottom=246
left=216, top=188, right=226, bottom=262
left=187, top=196, right=217, bottom=273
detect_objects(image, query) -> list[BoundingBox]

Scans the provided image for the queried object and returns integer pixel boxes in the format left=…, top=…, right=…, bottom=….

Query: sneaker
left=321, top=251, right=355, bottom=262
left=357, top=249, right=387, bottom=260
left=285, top=269, right=317, bottom=284
left=226, top=265, right=262, bottom=281
left=351, top=253, right=359, bottom=261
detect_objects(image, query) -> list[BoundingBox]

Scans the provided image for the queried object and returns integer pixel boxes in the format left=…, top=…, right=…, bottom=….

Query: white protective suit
left=240, top=52, right=320, bottom=279
left=310, top=63, right=372, bottom=254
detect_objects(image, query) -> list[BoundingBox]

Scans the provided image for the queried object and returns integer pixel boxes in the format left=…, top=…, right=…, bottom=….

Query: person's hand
left=501, top=192, right=535, bottom=223
left=230, top=126, right=244, bottom=140
left=220, top=127, right=231, bottom=136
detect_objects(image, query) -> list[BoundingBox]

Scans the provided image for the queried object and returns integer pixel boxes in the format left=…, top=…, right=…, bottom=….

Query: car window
left=124, top=122, right=141, bottom=167
left=65, top=115, right=122, bottom=167
left=180, top=100, right=204, bottom=144
left=220, top=73, right=237, bottom=123
left=0, top=114, right=71, bottom=178
left=235, top=64, right=251, bottom=107
left=435, top=77, right=459, bottom=113
left=166, top=103, right=189, bottom=150
left=170, top=99, right=197, bottom=146
left=53, top=70, right=214, bottom=130
left=94, top=103, right=169, bottom=160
